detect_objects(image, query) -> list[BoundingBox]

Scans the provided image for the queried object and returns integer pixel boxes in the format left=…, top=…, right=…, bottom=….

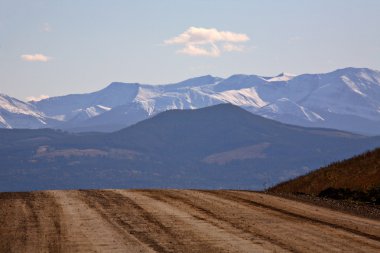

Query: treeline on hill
left=318, top=187, right=380, bottom=205
left=1, top=104, right=380, bottom=192
left=269, top=148, right=380, bottom=205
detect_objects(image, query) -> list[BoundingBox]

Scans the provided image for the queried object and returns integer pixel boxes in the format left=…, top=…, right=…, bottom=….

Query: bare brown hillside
left=270, top=148, right=380, bottom=195
left=1, top=189, right=380, bottom=252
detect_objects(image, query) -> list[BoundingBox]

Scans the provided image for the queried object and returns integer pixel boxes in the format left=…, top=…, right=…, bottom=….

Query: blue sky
left=1, top=0, right=380, bottom=100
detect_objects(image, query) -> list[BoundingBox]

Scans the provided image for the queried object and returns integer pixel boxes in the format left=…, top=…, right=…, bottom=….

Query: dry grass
left=269, top=148, right=380, bottom=195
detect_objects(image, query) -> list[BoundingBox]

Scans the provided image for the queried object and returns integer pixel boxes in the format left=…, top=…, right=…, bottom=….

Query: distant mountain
left=32, top=76, right=224, bottom=132
left=32, top=82, right=139, bottom=122
left=34, top=67, right=380, bottom=134
left=0, top=93, right=57, bottom=129
left=2, top=67, right=380, bottom=134
left=1, top=104, right=379, bottom=192
left=269, top=148, right=380, bottom=195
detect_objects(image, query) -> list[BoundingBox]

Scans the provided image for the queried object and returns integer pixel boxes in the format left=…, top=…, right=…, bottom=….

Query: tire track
left=161, top=190, right=380, bottom=252
left=116, top=190, right=273, bottom=253
left=77, top=190, right=186, bottom=253
left=1, top=189, right=380, bottom=252
left=51, top=190, right=150, bottom=253
left=212, top=190, right=380, bottom=242
left=142, top=190, right=294, bottom=252
left=0, top=192, right=65, bottom=253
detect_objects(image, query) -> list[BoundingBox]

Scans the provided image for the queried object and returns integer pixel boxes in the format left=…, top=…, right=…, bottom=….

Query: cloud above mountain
left=21, top=54, right=51, bottom=62
left=165, top=27, right=249, bottom=57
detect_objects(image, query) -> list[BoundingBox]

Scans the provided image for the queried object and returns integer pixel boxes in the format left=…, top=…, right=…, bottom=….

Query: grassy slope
left=269, top=148, right=380, bottom=195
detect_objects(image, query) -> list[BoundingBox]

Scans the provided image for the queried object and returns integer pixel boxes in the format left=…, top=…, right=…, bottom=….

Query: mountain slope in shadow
left=1, top=104, right=379, bottom=191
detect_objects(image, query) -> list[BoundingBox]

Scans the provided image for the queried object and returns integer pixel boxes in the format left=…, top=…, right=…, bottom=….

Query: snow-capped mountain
left=254, top=68, right=380, bottom=134
left=2, top=67, right=380, bottom=134
left=0, top=93, right=57, bottom=129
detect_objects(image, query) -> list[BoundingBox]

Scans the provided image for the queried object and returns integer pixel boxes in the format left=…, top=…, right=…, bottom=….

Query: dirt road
left=1, top=190, right=379, bottom=252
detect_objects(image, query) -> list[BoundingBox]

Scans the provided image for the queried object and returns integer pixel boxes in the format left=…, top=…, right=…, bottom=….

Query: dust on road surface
left=0, top=189, right=379, bottom=253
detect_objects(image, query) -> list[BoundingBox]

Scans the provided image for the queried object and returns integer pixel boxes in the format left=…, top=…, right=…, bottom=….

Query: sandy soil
left=0, top=189, right=379, bottom=253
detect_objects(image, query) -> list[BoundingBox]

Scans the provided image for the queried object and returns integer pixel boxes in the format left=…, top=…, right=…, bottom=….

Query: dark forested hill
left=1, top=104, right=379, bottom=192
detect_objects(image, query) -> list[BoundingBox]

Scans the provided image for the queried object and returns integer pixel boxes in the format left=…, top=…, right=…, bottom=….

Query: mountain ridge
left=1, top=67, right=380, bottom=135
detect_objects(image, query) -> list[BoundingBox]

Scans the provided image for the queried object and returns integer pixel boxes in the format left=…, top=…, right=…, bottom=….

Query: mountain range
left=1, top=67, right=380, bottom=135
left=1, top=104, right=379, bottom=192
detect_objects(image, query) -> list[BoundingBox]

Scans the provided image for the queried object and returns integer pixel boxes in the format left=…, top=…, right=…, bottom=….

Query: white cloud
left=180, top=43, right=221, bottom=57
left=26, top=94, right=49, bottom=102
left=21, top=54, right=51, bottom=62
left=165, top=27, right=249, bottom=57
left=223, top=43, right=244, bottom=52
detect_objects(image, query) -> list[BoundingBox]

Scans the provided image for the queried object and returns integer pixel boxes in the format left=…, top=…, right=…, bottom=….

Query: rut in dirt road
left=1, top=189, right=380, bottom=253
left=0, top=192, right=65, bottom=252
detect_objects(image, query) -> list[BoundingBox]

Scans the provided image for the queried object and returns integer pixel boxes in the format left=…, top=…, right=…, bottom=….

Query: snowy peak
left=0, top=93, right=41, bottom=118
left=266, top=72, right=297, bottom=82
left=335, top=68, right=380, bottom=91
left=2, top=67, right=380, bottom=135
left=214, top=74, right=267, bottom=92
left=0, top=93, right=52, bottom=128
left=102, top=82, right=140, bottom=91
left=170, top=75, right=222, bottom=88
left=32, top=81, right=140, bottom=121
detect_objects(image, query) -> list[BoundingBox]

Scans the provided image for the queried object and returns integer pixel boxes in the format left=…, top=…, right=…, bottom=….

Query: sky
left=1, top=0, right=380, bottom=101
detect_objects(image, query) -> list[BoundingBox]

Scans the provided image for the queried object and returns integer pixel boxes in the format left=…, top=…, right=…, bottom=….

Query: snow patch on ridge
left=0, top=114, right=11, bottom=128
left=341, top=76, right=367, bottom=97
left=262, top=98, right=324, bottom=122
left=267, top=73, right=297, bottom=82
left=0, top=94, right=43, bottom=118
left=212, top=88, right=268, bottom=108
